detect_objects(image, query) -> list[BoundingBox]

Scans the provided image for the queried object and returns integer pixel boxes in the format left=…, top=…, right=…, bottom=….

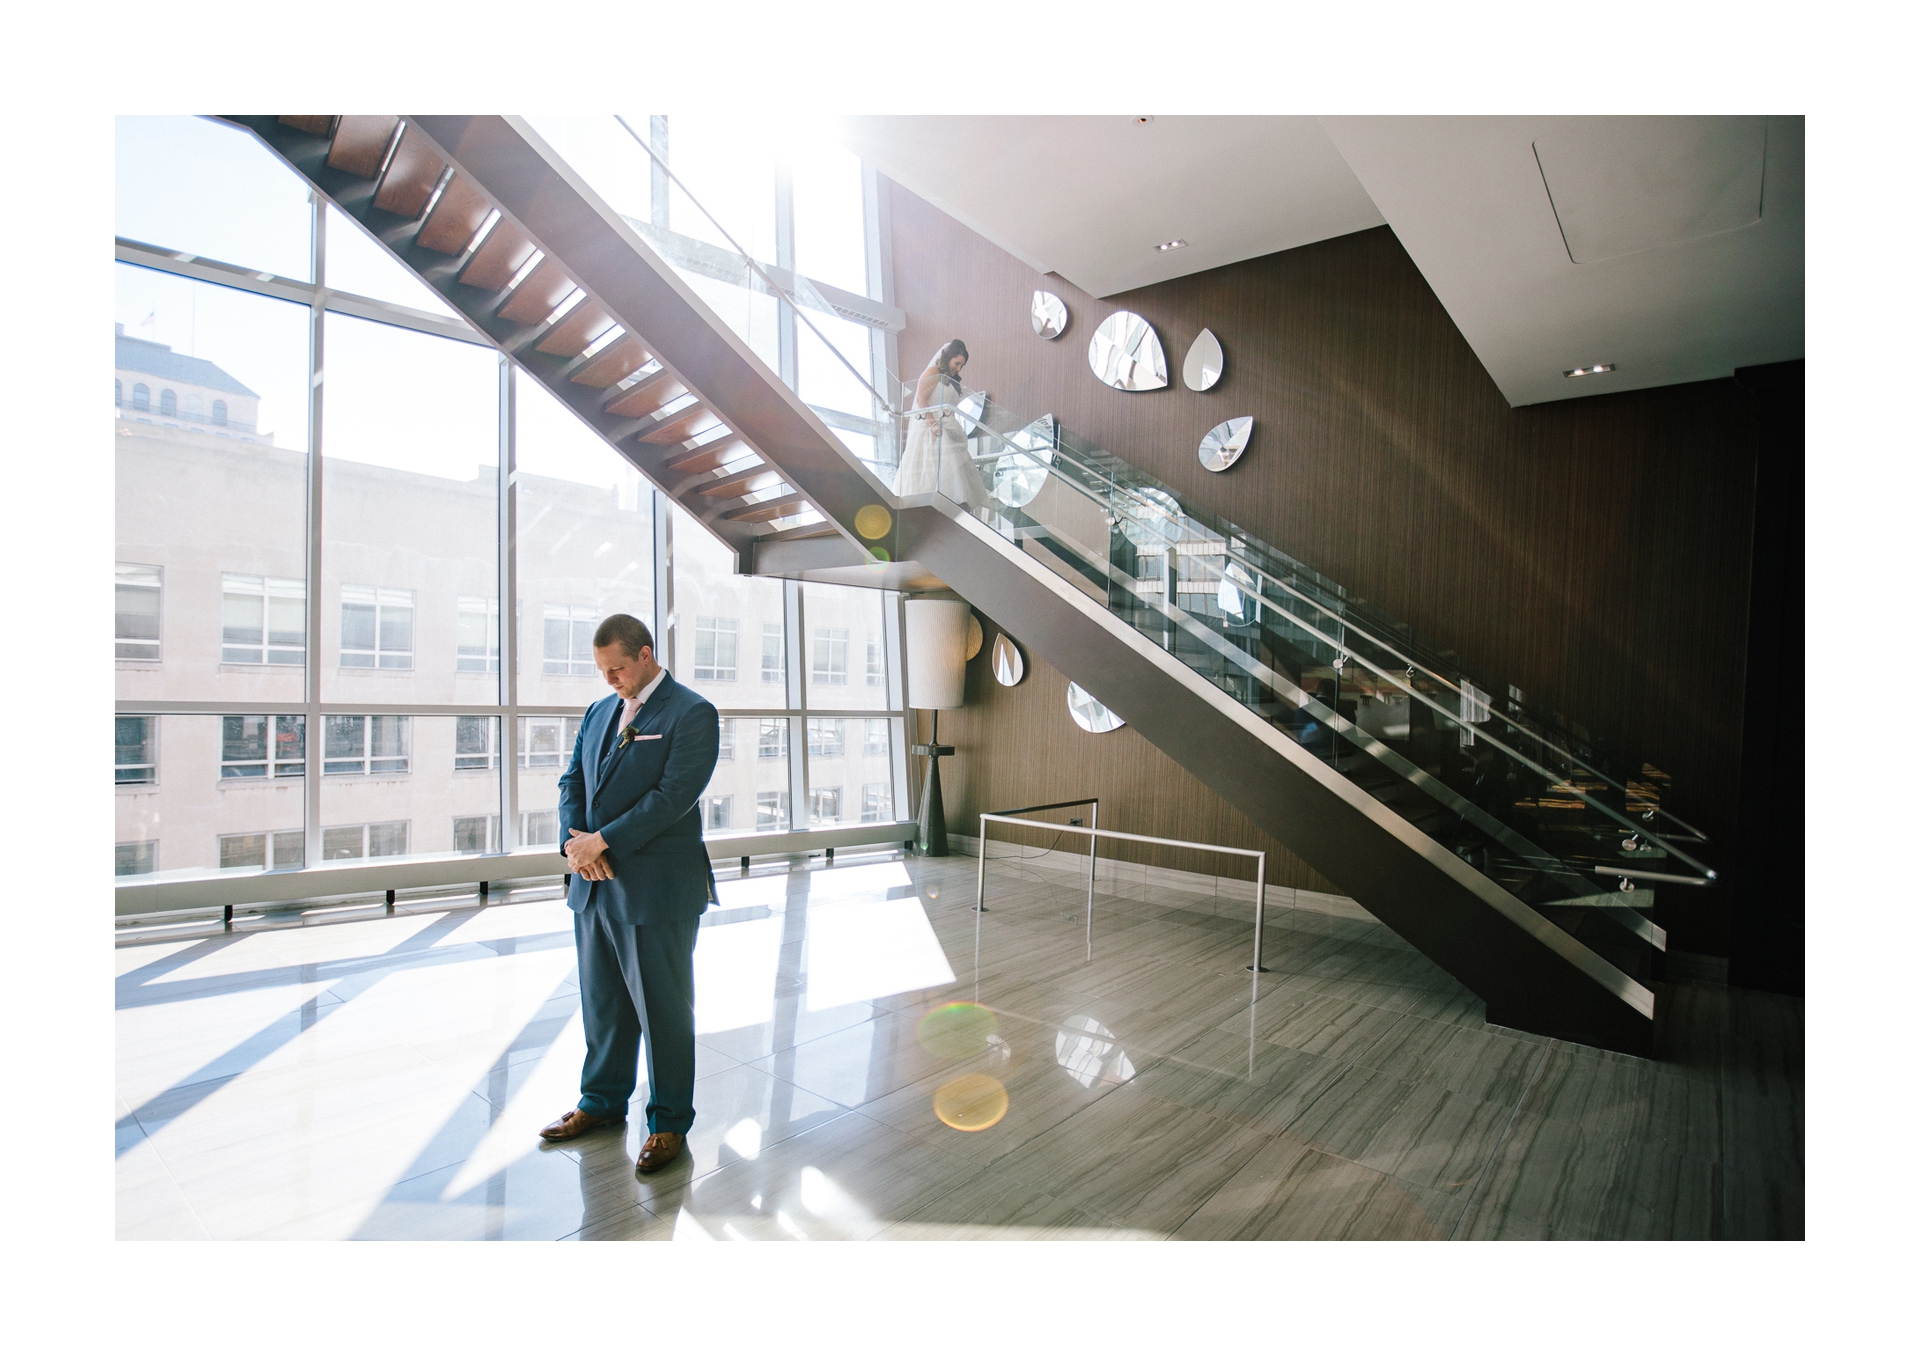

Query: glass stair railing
left=907, top=396, right=1716, bottom=927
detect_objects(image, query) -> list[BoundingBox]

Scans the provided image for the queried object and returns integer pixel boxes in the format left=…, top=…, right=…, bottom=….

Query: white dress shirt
left=618, top=667, right=669, bottom=732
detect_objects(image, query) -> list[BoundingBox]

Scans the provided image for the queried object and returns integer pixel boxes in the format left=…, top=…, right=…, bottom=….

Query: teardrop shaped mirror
left=1183, top=328, right=1224, bottom=391
left=991, top=633, right=1025, bottom=686
left=1087, top=311, right=1168, bottom=391
left=1031, top=291, right=1069, bottom=339
left=955, top=389, right=987, bottom=436
left=1198, top=417, right=1253, bottom=473
left=993, top=415, right=1057, bottom=508
left=965, top=613, right=984, bottom=660
left=1067, top=681, right=1126, bottom=733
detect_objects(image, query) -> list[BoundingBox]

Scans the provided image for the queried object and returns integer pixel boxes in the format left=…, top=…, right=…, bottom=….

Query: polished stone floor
left=115, top=850, right=1803, bottom=1240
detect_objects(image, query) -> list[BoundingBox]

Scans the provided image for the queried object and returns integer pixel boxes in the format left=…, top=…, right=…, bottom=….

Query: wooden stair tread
left=416, top=176, right=492, bottom=255
left=459, top=223, right=536, bottom=292
left=372, top=127, right=446, bottom=219
left=535, top=301, right=616, bottom=358
left=570, top=335, right=653, bottom=388
left=639, top=403, right=723, bottom=446
left=697, top=468, right=786, bottom=498
left=326, top=116, right=399, bottom=178
left=662, top=438, right=753, bottom=476
left=495, top=259, right=576, bottom=324
left=605, top=374, right=689, bottom=418
left=724, top=492, right=809, bottom=522
left=278, top=116, right=334, bottom=136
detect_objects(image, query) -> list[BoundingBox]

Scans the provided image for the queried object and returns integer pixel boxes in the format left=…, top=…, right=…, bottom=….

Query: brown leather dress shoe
left=637, top=1131, right=686, bottom=1173
left=539, top=1108, right=625, bottom=1142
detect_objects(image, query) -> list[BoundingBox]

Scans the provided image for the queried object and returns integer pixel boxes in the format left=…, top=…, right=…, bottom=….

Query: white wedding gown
left=895, top=374, right=990, bottom=509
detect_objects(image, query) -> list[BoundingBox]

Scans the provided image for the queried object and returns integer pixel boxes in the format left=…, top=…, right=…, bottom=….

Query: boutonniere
left=617, top=723, right=641, bottom=749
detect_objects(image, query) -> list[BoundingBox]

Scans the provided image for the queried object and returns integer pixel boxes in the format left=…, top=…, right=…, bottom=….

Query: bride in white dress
left=895, top=339, right=990, bottom=509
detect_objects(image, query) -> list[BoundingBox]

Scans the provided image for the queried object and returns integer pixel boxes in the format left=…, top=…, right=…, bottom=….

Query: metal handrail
left=975, top=797, right=1101, bottom=930
left=975, top=810, right=1272, bottom=973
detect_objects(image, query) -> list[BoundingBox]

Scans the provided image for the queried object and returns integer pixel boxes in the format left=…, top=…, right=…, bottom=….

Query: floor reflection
left=115, top=848, right=1796, bottom=1240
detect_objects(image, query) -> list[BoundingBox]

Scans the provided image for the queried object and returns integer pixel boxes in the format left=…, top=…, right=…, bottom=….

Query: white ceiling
left=836, top=115, right=1803, bottom=408
left=836, top=115, right=1385, bottom=299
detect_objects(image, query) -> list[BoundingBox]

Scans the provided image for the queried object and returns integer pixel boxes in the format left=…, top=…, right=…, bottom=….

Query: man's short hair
left=592, top=613, right=655, bottom=659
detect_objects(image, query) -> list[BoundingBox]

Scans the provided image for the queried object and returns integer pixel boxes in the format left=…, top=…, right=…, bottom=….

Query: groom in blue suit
left=539, top=614, right=719, bottom=1173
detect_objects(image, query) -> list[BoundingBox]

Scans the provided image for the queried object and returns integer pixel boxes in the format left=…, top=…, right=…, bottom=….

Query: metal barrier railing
left=974, top=806, right=1272, bottom=973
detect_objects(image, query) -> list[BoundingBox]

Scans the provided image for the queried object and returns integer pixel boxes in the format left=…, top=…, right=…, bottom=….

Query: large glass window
left=805, top=584, right=888, bottom=711
left=322, top=312, right=498, bottom=705
left=694, top=617, right=739, bottom=681
left=116, top=264, right=310, bottom=707
left=322, top=716, right=497, bottom=861
left=673, top=503, right=786, bottom=708
left=117, top=715, right=304, bottom=878
left=457, top=597, right=500, bottom=673
left=115, top=117, right=313, bottom=281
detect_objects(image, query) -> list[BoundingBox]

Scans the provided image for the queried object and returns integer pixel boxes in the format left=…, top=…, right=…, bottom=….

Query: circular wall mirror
left=1183, top=328, right=1225, bottom=391
left=1031, top=291, right=1069, bottom=339
left=993, top=415, right=1056, bottom=508
left=965, top=613, right=984, bottom=660
left=1087, top=311, right=1168, bottom=391
left=1198, top=417, right=1253, bottom=473
left=1067, top=681, right=1126, bottom=733
left=991, top=633, right=1025, bottom=686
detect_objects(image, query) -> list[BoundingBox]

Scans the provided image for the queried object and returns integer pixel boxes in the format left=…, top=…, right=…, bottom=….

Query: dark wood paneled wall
left=889, top=185, right=1762, bottom=954
left=922, top=614, right=1341, bottom=894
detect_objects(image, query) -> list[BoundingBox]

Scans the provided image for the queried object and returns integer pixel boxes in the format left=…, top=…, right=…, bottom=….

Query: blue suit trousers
left=574, top=901, right=699, bottom=1133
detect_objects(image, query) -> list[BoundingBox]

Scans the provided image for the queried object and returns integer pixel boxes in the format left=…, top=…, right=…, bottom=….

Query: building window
left=757, top=719, right=788, bottom=759
left=116, top=841, right=158, bottom=876
left=212, top=398, right=228, bottom=426
left=321, top=821, right=410, bottom=860
left=454, top=716, right=498, bottom=770
left=809, top=787, right=842, bottom=824
left=861, top=783, right=893, bottom=823
left=864, top=719, right=890, bottom=757
left=115, top=563, right=162, bottom=660
left=703, top=795, right=733, bottom=832
left=220, top=715, right=306, bottom=778
left=543, top=603, right=598, bottom=676
left=807, top=718, right=845, bottom=758
left=218, top=830, right=304, bottom=870
left=131, top=383, right=149, bottom=411
left=866, top=634, right=884, bottom=686
left=755, top=791, right=790, bottom=831
left=116, top=716, right=156, bottom=785
left=159, top=388, right=177, bottom=416
left=715, top=718, right=735, bottom=762
left=694, top=616, right=739, bottom=681
left=521, top=809, right=559, bottom=847
left=323, top=715, right=410, bottom=776
left=812, top=627, right=849, bottom=685
left=457, top=597, right=500, bottom=672
left=222, top=574, right=306, bottom=665
left=340, top=585, right=414, bottom=669
left=452, top=814, right=501, bottom=854
left=761, top=622, right=785, bottom=683
left=518, top=715, right=582, bottom=769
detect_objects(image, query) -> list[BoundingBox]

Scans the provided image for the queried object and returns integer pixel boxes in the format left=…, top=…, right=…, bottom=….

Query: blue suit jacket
left=558, top=672, right=720, bottom=927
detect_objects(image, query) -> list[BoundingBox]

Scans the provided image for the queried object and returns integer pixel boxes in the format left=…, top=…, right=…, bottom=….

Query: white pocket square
left=633, top=733, right=664, bottom=741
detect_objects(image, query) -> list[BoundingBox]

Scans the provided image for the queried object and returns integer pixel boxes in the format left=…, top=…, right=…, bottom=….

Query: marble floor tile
left=563, top=1200, right=679, bottom=1241
left=1237, top=990, right=1413, bottom=1063
left=988, top=1083, right=1274, bottom=1233
left=1518, top=1042, right=1721, bottom=1164
left=1172, top=1132, right=1465, bottom=1240
left=750, top=1004, right=1053, bottom=1111
left=1349, top=1013, right=1549, bottom=1107
left=876, top=1174, right=1165, bottom=1241
left=1128, top=1028, right=1353, bottom=1137
left=1279, top=1064, right=1518, bottom=1197
left=349, top=1141, right=639, bottom=1241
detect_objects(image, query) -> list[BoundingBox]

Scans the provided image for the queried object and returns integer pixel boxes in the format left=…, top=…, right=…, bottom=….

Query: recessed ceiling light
left=1155, top=239, right=1187, bottom=252
left=1563, top=363, right=1615, bottom=377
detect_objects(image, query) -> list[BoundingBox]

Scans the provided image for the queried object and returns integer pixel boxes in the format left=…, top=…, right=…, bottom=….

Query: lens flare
left=853, top=504, right=893, bottom=540
left=933, top=1073, right=1009, bottom=1132
left=864, top=546, right=892, bottom=570
left=917, top=1001, right=997, bottom=1060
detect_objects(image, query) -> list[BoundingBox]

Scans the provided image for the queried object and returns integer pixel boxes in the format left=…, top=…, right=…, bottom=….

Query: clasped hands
left=565, top=829, right=613, bottom=881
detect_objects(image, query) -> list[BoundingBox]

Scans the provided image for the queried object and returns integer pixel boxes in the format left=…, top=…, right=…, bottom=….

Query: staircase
left=230, top=114, right=1715, bottom=1055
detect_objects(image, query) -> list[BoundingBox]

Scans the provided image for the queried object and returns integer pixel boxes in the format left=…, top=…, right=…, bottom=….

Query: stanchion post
left=1246, top=852, right=1269, bottom=973
left=973, top=812, right=989, bottom=913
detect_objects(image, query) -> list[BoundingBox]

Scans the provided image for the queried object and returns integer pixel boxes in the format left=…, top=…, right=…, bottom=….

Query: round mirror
left=991, top=633, right=1025, bottom=686
left=965, top=613, right=984, bottom=660
left=1198, top=417, right=1253, bottom=473
left=1031, top=291, right=1069, bottom=339
left=1087, top=311, right=1168, bottom=391
left=1067, top=681, right=1126, bottom=733
left=993, top=415, right=1056, bottom=508
left=1115, top=486, right=1182, bottom=549
left=955, top=390, right=987, bottom=437
left=1183, top=328, right=1225, bottom=391
left=1217, top=560, right=1257, bottom=622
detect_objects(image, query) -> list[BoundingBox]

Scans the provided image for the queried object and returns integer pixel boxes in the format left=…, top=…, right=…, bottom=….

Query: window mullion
left=304, top=194, right=326, bottom=872
left=500, top=357, right=517, bottom=850
left=786, top=580, right=806, bottom=831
